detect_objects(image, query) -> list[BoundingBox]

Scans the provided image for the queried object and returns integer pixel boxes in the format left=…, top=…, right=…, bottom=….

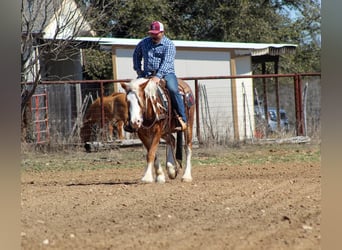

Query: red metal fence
left=22, top=72, right=321, bottom=145
left=31, top=90, right=49, bottom=144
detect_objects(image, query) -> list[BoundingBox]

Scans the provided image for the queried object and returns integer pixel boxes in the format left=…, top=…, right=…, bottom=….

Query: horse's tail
left=175, top=131, right=183, bottom=167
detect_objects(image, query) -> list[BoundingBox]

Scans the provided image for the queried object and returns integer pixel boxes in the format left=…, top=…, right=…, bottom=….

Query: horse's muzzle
left=131, top=119, right=143, bottom=129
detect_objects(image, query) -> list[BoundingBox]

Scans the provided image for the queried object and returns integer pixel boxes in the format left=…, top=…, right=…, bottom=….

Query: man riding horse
left=124, top=21, right=187, bottom=132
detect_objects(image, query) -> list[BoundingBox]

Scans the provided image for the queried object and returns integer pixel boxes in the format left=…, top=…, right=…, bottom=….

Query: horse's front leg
left=116, top=121, right=125, bottom=140
left=141, top=160, right=154, bottom=183
left=140, top=132, right=165, bottom=184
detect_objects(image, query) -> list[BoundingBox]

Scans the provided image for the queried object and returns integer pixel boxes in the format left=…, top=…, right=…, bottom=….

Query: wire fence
left=21, top=73, right=321, bottom=147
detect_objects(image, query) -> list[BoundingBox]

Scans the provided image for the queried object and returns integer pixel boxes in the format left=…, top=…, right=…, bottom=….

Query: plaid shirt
left=133, top=36, right=176, bottom=79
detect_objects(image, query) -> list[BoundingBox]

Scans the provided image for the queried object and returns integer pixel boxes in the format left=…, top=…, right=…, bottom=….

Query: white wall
left=176, top=49, right=234, bottom=140
left=114, top=47, right=253, bottom=141
left=234, top=56, right=254, bottom=140
left=115, top=49, right=135, bottom=79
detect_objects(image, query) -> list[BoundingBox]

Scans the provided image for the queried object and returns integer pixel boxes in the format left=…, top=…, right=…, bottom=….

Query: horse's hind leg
left=166, top=144, right=178, bottom=179
left=164, top=134, right=178, bottom=179
left=154, top=155, right=166, bottom=183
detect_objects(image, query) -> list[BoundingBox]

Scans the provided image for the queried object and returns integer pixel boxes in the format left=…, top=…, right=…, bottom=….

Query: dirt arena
left=21, top=142, right=321, bottom=250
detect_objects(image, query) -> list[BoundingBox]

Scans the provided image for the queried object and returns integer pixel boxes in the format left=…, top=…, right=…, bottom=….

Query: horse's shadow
left=66, top=180, right=139, bottom=186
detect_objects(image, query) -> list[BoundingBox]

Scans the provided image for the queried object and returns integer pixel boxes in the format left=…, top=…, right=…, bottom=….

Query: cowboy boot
left=175, top=116, right=187, bottom=131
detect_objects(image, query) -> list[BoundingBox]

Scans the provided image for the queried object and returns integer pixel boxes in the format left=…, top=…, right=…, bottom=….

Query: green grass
left=21, top=143, right=320, bottom=172
left=192, top=143, right=320, bottom=166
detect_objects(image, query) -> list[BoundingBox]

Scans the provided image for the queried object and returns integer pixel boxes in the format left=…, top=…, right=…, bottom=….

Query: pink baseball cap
left=148, top=21, right=164, bottom=34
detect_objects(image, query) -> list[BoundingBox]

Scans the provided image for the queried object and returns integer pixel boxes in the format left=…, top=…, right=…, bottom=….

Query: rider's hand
left=137, top=70, right=143, bottom=78
left=151, top=76, right=160, bottom=84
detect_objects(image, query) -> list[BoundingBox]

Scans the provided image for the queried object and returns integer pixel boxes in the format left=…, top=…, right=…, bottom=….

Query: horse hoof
left=141, top=177, right=154, bottom=183
left=166, top=162, right=177, bottom=179
left=156, top=175, right=166, bottom=184
left=181, top=177, right=192, bottom=183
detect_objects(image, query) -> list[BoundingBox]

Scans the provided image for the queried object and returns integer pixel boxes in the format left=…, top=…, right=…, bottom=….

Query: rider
left=124, top=21, right=187, bottom=132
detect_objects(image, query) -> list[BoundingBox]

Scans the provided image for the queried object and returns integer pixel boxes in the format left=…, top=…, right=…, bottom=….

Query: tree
left=87, top=0, right=320, bottom=73
left=280, top=0, right=321, bottom=72
left=21, top=0, right=108, bottom=141
left=83, top=48, right=113, bottom=80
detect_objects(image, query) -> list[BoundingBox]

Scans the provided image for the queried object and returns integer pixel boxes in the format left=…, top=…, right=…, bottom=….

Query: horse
left=120, top=78, right=195, bottom=183
left=80, top=92, right=128, bottom=144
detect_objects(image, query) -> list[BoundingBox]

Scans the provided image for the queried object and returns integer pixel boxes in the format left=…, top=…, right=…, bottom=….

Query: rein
left=141, top=95, right=167, bottom=130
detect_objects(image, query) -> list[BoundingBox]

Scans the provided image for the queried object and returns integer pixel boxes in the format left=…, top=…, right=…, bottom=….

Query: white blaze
left=127, top=92, right=143, bottom=128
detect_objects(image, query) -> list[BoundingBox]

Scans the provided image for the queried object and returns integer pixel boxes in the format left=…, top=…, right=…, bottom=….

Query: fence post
left=274, top=59, right=281, bottom=131
left=194, top=79, right=201, bottom=143
left=262, top=63, right=269, bottom=137
left=294, top=74, right=304, bottom=136
left=100, top=81, right=105, bottom=140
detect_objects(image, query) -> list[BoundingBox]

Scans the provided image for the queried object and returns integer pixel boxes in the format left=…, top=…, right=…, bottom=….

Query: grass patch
left=192, top=143, right=320, bottom=166
left=21, top=143, right=320, bottom=172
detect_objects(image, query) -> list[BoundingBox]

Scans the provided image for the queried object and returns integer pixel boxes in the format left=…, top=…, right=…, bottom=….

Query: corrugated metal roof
left=75, top=37, right=297, bottom=56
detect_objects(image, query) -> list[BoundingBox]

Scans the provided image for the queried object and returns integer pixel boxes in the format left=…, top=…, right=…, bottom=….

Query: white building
left=76, top=37, right=296, bottom=141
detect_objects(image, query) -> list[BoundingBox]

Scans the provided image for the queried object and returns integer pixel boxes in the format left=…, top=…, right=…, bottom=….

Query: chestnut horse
left=80, top=92, right=128, bottom=143
left=120, top=78, right=195, bottom=183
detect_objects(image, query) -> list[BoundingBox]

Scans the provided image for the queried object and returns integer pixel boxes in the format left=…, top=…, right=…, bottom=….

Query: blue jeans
left=164, top=73, right=187, bottom=122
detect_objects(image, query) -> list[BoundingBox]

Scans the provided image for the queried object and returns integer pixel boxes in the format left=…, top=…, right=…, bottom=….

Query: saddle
left=157, top=79, right=194, bottom=131
left=158, top=79, right=194, bottom=109
left=124, top=77, right=194, bottom=132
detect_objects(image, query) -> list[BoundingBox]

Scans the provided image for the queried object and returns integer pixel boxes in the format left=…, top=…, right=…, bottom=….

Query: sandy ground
left=21, top=143, right=321, bottom=250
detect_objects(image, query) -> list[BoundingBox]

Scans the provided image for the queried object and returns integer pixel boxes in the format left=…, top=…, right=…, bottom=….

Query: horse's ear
left=120, top=82, right=129, bottom=92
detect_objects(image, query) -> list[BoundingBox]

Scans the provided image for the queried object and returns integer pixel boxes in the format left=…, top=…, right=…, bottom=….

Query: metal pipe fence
left=21, top=73, right=321, bottom=146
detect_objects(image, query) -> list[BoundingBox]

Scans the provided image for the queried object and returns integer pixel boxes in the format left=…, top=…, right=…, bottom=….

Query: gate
left=31, top=90, right=49, bottom=144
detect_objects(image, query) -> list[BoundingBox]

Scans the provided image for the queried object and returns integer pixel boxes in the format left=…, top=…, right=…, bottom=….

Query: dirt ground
left=21, top=142, right=321, bottom=250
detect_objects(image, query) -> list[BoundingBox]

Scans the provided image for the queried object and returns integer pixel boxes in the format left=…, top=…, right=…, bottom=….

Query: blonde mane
left=129, top=78, right=158, bottom=99
left=144, top=80, right=158, bottom=99
left=129, top=78, right=149, bottom=91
